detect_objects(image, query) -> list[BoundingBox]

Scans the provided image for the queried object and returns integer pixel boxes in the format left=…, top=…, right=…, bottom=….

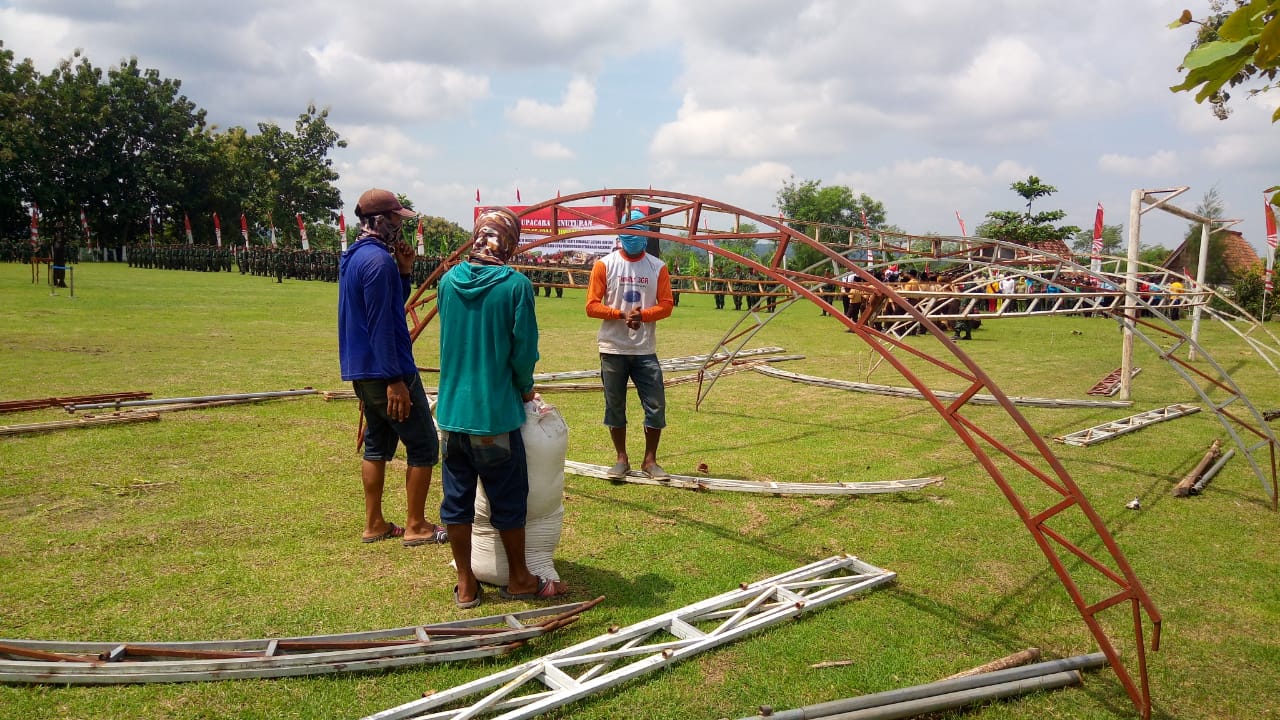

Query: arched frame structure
left=401, top=188, right=1278, bottom=719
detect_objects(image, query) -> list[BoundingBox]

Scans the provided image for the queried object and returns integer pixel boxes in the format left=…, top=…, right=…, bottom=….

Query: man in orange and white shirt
left=585, top=209, right=675, bottom=481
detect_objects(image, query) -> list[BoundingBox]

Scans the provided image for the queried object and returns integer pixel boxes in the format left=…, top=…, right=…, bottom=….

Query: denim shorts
left=439, top=429, right=528, bottom=531
left=600, top=352, right=666, bottom=429
left=352, top=372, right=439, bottom=467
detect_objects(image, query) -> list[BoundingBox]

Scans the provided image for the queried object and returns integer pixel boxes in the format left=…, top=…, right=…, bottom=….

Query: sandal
left=361, top=522, right=405, bottom=543
left=453, top=584, right=483, bottom=610
left=606, top=461, right=630, bottom=480
left=403, top=526, right=449, bottom=547
left=498, top=576, right=563, bottom=600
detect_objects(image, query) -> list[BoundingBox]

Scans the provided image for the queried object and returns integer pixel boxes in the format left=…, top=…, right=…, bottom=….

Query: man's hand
left=386, top=380, right=411, bottom=422
left=392, top=241, right=416, bottom=276
left=625, top=308, right=643, bottom=330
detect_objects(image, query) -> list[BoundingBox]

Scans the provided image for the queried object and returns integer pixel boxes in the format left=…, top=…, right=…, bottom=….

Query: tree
left=776, top=177, right=890, bottom=270
left=1170, top=1, right=1280, bottom=123
left=1070, top=223, right=1125, bottom=255
left=977, top=175, right=1081, bottom=245
left=249, top=105, right=346, bottom=243
left=1173, top=187, right=1235, bottom=284
left=0, top=41, right=41, bottom=240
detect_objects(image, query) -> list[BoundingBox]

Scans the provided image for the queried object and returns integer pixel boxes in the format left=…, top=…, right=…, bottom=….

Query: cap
left=355, top=188, right=417, bottom=219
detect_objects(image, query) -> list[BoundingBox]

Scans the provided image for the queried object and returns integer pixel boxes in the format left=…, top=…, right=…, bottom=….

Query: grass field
left=1, top=261, right=1278, bottom=720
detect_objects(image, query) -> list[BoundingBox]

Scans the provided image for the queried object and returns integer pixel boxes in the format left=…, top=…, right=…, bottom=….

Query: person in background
left=338, top=188, right=447, bottom=548
left=586, top=209, right=675, bottom=481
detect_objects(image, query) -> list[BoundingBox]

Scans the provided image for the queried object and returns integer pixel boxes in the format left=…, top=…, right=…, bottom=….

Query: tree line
left=0, top=41, right=347, bottom=252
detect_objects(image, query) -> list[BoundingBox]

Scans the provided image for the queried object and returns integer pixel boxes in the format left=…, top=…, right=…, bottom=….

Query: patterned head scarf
left=469, top=207, right=521, bottom=265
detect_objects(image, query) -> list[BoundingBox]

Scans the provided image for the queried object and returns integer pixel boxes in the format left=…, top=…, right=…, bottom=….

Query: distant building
left=1160, top=229, right=1261, bottom=283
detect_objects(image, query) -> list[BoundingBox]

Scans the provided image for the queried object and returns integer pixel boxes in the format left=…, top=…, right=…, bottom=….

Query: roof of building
left=1160, top=229, right=1261, bottom=276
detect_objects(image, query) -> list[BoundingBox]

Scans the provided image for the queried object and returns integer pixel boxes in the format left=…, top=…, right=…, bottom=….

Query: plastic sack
left=471, top=399, right=568, bottom=586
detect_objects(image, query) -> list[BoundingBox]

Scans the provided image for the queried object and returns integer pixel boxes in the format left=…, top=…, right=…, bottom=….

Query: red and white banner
left=148, top=212, right=154, bottom=246
left=955, top=210, right=967, bottom=236
left=30, top=204, right=39, bottom=248
left=478, top=204, right=620, bottom=256
left=338, top=213, right=347, bottom=252
left=415, top=217, right=425, bottom=256
left=1265, top=197, right=1278, bottom=292
left=240, top=214, right=249, bottom=248
left=80, top=208, right=92, bottom=247
left=183, top=212, right=193, bottom=245
left=1091, top=203, right=1104, bottom=255
left=269, top=225, right=277, bottom=247
left=296, top=213, right=309, bottom=251
left=213, top=212, right=222, bottom=248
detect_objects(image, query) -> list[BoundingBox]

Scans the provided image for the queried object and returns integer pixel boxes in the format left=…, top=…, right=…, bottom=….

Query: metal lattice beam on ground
left=752, top=365, right=1133, bottom=409
left=564, top=460, right=943, bottom=495
left=361, top=556, right=895, bottom=720
left=1088, top=368, right=1142, bottom=397
left=0, top=599, right=601, bottom=685
left=1054, top=404, right=1201, bottom=447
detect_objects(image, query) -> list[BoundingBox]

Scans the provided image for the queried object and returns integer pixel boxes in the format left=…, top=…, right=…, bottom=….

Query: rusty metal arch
left=404, top=189, right=1163, bottom=718
left=704, top=233, right=1280, bottom=509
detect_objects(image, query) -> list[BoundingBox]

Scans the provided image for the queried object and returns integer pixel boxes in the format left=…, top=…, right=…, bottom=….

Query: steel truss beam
left=0, top=599, right=601, bottom=685
left=396, top=188, right=1280, bottom=719
left=563, top=460, right=942, bottom=495
left=1055, top=404, right=1202, bottom=447
left=362, top=556, right=894, bottom=720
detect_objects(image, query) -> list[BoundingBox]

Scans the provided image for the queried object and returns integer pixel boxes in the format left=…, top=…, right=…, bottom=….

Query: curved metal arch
left=404, top=188, right=1165, bottom=718
left=763, top=233, right=1280, bottom=508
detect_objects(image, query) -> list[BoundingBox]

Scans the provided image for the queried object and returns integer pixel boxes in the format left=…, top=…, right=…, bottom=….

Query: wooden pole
left=942, top=648, right=1041, bottom=680
left=1174, top=440, right=1222, bottom=497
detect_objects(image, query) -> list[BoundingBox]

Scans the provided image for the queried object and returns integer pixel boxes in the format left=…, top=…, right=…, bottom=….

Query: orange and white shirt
left=585, top=250, right=674, bottom=355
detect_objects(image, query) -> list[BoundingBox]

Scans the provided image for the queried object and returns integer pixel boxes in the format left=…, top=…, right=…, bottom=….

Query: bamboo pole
left=1174, top=440, right=1222, bottom=498
left=941, top=648, right=1041, bottom=680
left=0, top=412, right=160, bottom=437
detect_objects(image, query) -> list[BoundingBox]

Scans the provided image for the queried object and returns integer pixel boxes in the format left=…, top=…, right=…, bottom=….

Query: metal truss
left=563, top=460, right=942, bottom=495
left=0, top=600, right=601, bottom=685
left=395, top=187, right=1280, bottom=718
left=362, top=555, right=894, bottom=720
left=1055, top=404, right=1202, bottom=447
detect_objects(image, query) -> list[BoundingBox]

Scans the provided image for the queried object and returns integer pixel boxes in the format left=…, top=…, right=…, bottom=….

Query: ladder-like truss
left=362, top=556, right=894, bottom=720
left=1055, top=404, right=1202, bottom=447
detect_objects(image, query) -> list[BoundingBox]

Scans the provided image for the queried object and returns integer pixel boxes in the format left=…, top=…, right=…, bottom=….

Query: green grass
left=1, top=262, right=1278, bottom=720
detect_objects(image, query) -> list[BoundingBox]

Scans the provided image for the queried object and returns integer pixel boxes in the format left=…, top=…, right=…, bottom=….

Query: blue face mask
left=619, top=234, right=647, bottom=256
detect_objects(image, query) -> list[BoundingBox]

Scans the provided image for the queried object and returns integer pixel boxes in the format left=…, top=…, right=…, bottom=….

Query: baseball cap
left=355, top=188, right=417, bottom=219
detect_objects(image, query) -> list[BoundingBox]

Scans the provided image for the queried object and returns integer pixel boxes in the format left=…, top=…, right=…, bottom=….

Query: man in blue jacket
left=436, top=207, right=563, bottom=607
left=338, top=188, right=446, bottom=547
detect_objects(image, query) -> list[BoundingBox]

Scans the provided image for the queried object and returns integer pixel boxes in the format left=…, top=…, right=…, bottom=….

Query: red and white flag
left=1265, top=197, right=1278, bottom=292
left=475, top=188, right=481, bottom=204
left=148, top=212, right=154, bottom=246
left=30, top=204, right=39, bottom=247
left=955, top=211, right=967, bottom=236
left=296, top=213, right=309, bottom=251
left=183, top=212, right=193, bottom=245
left=1092, top=203, right=1104, bottom=256
left=240, top=213, right=249, bottom=248
left=337, top=212, right=347, bottom=252
left=861, top=209, right=873, bottom=263
left=415, top=216, right=425, bottom=256
left=516, top=187, right=522, bottom=203
left=213, top=212, right=222, bottom=248
left=80, top=208, right=91, bottom=246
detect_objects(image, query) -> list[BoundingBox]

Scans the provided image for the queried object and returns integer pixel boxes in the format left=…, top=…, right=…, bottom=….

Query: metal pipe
left=1193, top=448, right=1235, bottom=494
left=66, top=389, right=317, bottom=412
left=816, top=670, right=1081, bottom=720
left=744, top=653, right=1105, bottom=720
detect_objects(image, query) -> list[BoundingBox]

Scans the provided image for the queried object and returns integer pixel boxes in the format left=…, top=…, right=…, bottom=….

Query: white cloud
left=531, top=141, right=575, bottom=160
left=307, top=42, right=489, bottom=123
left=1098, top=150, right=1180, bottom=176
left=507, top=75, right=596, bottom=132
left=727, top=162, right=794, bottom=191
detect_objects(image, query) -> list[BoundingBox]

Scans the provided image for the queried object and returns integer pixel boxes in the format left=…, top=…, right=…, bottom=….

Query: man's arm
left=585, top=260, right=625, bottom=321
left=639, top=265, right=675, bottom=323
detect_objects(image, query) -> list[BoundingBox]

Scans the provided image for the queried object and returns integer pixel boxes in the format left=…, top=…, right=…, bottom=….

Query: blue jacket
left=338, top=237, right=417, bottom=381
left=435, top=262, right=539, bottom=435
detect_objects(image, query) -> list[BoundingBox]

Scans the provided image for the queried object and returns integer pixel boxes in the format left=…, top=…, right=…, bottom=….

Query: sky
left=3, top=0, right=1279, bottom=253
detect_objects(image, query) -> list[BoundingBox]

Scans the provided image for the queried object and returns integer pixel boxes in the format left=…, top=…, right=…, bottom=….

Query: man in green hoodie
left=436, top=207, right=563, bottom=607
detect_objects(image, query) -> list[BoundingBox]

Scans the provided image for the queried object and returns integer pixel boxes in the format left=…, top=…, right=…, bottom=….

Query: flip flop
left=498, top=576, right=559, bottom=600
left=453, top=584, right=483, bottom=610
left=641, top=463, right=669, bottom=481
left=403, top=527, right=449, bottom=547
left=606, top=461, right=630, bottom=480
left=361, top=522, right=405, bottom=543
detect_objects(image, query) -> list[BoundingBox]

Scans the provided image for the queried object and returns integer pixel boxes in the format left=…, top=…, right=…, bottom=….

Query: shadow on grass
left=548, top=559, right=676, bottom=612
